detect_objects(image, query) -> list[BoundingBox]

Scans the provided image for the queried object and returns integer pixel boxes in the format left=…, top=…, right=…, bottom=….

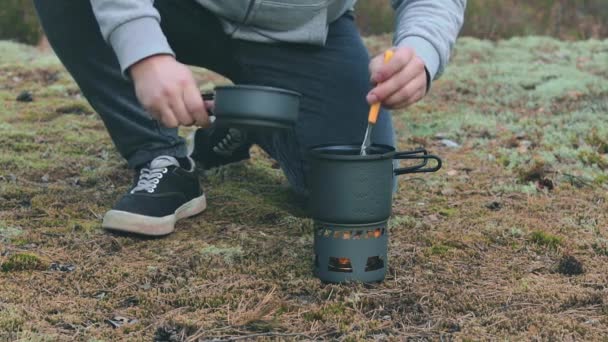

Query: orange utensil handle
left=368, top=49, right=395, bottom=124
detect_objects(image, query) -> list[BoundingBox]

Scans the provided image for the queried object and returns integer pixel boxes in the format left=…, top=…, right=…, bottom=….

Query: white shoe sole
left=102, top=194, right=207, bottom=236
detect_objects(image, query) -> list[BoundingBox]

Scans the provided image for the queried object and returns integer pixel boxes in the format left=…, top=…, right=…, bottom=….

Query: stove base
left=313, top=220, right=388, bottom=283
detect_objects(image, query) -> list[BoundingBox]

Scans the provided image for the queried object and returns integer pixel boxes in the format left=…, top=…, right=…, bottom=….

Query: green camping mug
left=306, top=144, right=442, bottom=224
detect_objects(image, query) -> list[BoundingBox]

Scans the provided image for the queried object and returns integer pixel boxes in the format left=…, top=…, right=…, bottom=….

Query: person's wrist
left=129, top=54, right=175, bottom=80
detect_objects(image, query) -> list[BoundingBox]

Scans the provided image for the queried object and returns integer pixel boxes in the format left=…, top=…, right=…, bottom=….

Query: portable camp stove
left=313, top=220, right=389, bottom=283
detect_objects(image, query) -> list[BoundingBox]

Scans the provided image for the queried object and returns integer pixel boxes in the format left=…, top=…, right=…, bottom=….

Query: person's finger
left=183, top=84, right=210, bottom=127
left=388, top=88, right=426, bottom=110
left=368, top=53, right=385, bottom=83
left=369, top=47, right=413, bottom=84
left=204, top=100, right=215, bottom=112
left=160, top=106, right=179, bottom=128
left=383, top=71, right=427, bottom=108
left=146, top=105, right=164, bottom=123
left=367, top=55, right=427, bottom=104
left=367, top=62, right=418, bottom=104
left=169, top=89, right=194, bottom=127
left=405, top=89, right=426, bottom=107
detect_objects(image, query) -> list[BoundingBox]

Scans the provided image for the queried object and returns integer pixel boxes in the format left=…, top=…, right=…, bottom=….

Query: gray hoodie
left=90, top=0, right=465, bottom=84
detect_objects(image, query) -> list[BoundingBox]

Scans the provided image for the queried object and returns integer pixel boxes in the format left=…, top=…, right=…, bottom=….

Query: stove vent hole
left=328, top=257, right=353, bottom=273
left=365, top=256, right=384, bottom=272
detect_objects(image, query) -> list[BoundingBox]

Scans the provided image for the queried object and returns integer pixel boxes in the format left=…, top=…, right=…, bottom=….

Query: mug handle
left=394, top=148, right=442, bottom=175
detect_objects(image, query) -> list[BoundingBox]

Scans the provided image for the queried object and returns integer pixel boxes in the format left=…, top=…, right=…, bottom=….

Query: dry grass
left=1, top=36, right=607, bottom=341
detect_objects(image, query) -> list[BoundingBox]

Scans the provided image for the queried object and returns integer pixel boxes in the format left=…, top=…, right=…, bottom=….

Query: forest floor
left=1, top=35, right=607, bottom=341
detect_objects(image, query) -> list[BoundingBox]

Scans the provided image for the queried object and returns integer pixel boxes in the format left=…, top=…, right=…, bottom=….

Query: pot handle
left=394, top=148, right=442, bottom=175
left=202, top=92, right=215, bottom=101
left=202, top=92, right=215, bottom=116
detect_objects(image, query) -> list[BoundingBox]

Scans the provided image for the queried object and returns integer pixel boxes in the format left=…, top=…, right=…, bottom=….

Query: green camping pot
left=306, top=144, right=442, bottom=283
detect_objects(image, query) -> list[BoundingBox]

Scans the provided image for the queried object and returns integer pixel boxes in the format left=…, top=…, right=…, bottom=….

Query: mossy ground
left=1, top=36, right=607, bottom=340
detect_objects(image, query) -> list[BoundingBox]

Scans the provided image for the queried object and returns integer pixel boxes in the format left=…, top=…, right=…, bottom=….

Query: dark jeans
left=33, top=0, right=394, bottom=195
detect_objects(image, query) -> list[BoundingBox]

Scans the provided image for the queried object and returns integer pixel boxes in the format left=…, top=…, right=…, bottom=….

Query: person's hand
left=130, top=55, right=210, bottom=128
left=367, top=47, right=428, bottom=109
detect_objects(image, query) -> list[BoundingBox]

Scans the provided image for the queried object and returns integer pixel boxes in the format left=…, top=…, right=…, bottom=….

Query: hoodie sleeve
left=90, top=0, right=175, bottom=77
left=392, top=0, right=466, bottom=86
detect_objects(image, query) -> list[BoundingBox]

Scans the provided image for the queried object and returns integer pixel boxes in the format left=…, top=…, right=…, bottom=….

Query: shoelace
left=213, top=128, right=246, bottom=156
left=131, top=166, right=169, bottom=194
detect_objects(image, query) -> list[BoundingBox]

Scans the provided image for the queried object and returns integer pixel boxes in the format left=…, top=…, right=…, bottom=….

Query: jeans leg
left=232, top=14, right=395, bottom=195
left=33, top=0, right=190, bottom=168
left=34, top=1, right=239, bottom=168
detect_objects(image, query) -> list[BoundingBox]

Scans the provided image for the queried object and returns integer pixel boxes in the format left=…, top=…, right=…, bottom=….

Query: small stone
left=372, top=333, right=388, bottom=341
left=441, top=188, right=456, bottom=196
left=485, top=201, right=502, bottom=211
left=154, top=326, right=180, bottom=342
left=106, top=316, right=138, bottom=329
left=537, top=178, right=555, bottom=191
left=427, top=214, right=441, bottom=222
left=49, top=262, right=76, bottom=272
left=94, top=291, right=107, bottom=300
left=122, top=296, right=139, bottom=307
left=517, top=140, right=533, bottom=153
left=41, top=174, right=50, bottom=183
left=515, top=132, right=527, bottom=140
left=447, top=170, right=458, bottom=177
left=440, top=139, right=460, bottom=148
left=16, top=91, right=33, bottom=102
left=557, top=255, right=584, bottom=276
left=585, top=319, right=599, bottom=326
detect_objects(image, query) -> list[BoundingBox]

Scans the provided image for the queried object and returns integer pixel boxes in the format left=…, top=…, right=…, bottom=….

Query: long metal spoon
left=361, top=50, right=394, bottom=156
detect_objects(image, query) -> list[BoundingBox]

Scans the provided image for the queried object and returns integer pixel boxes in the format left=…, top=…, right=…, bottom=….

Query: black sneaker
left=102, top=156, right=206, bottom=236
left=189, top=126, right=252, bottom=169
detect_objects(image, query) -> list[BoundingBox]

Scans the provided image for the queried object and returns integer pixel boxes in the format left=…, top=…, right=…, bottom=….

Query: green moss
left=439, top=208, right=458, bottom=217
left=584, top=128, right=608, bottom=154
left=10, top=238, right=31, bottom=247
left=429, top=244, right=451, bottom=256
left=593, top=173, right=608, bottom=185
left=0, top=42, right=59, bottom=68
left=529, top=231, right=563, bottom=249
left=389, top=215, right=417, bottom=229
left=0, top=308, right=25, bottom=333
left=510, top=228, right=524, bottom=238
left=200, top=245, right=243, bottom=264
left=516, top=158, right=550, bottom=183
left=578, top=151, right=608, bottom=169
left=0, top=222, right=23, bottom=240
left=302, top=310, right=324, bottom=322
left=1, top=253, right=47, bottom=272
left=302, top=303, right=347, bottom=322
